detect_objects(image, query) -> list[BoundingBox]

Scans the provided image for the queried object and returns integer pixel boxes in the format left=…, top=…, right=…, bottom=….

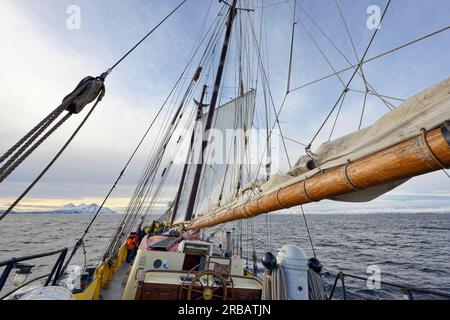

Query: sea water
left=1, top=212, right=449, bottom=299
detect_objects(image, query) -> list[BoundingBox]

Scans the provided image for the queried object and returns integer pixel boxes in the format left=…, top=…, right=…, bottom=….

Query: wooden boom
left=186, top=122, right=450, bottom=231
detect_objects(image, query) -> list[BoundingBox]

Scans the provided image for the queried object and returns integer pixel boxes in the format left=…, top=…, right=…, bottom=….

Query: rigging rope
left=0, top=1, right=187, bottom=225
left=0, top=113, right=72, bottom=184
left=0, top=77, right=101, bottom=182
left=286, top=0, right=297, bottom=94
left=0, top=106, right=64, bottom=165
left=0, top=87, right=105, bottom=221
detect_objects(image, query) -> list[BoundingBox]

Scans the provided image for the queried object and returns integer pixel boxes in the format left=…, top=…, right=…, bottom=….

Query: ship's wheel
left=179, top=262, right=234, bottom=300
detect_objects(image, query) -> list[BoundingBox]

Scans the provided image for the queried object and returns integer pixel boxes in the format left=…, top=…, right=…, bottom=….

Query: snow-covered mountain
left=4, top=203, right=119, bottom=215
left=56, top=203, right=118, bottom=214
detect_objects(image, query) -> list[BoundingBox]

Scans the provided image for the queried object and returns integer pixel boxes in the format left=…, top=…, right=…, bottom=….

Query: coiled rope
left=261, top=267, right=288, bottom=300
left=308, top=269, right=327, bottom=300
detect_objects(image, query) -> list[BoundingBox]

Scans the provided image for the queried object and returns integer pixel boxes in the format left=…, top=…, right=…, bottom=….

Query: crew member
left=137, top=227, right=146, bottom=244
left=126, top=235, right=136, bottom=263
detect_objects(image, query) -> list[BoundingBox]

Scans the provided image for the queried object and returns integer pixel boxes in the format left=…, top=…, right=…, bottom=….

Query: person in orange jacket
left=126, top=235, right=136, bottom=263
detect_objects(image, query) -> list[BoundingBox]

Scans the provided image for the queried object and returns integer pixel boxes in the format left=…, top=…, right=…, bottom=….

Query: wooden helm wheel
left=179, top=261, right=234, bottom=300
left=187, top=270, right=228, bottom=300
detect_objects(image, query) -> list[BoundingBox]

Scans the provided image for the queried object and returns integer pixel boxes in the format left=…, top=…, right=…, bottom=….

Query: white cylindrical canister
left=276, top=245, right=309, bottom=300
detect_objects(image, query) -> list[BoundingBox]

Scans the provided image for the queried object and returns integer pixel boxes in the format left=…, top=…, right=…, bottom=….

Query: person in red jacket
left=131, top=232, right=140, bottom=260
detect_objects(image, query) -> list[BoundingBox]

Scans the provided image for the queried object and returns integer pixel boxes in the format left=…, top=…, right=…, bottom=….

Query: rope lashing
left=0, top=74, right=106, bottom=184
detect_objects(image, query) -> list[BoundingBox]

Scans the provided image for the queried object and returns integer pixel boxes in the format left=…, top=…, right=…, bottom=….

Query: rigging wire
left=300, top=205, right=316, bottom=258
left=43, top=2, right=193, bottom=270
left=289, top=26, right=450, bottom=94
left=358, top=90, right=369, bottom=130
left=334, top=0, right=372, bottom=130
left=0, top=112, right=73, bottom=184
left=296, top=1, right=398, bottom=112
left=102, top=4, right=230, bottom=259
left=115, top=3, right=227, bottom=233
left=245, top=11, right=292, bottom=168
left=328, top=89, right=348, bottom=141
left=347, top=88, right=404, bottom=102
left=286, top=0, right=297, bottom=94
left=106, top=0, right=187, bottom=75
left=307, top=0, right=392, bottom=148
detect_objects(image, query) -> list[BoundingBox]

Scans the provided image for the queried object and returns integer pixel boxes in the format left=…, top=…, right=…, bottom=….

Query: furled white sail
left=254, top=77, right=450, bottom=202
left=172, top=90, right=256, bottom=223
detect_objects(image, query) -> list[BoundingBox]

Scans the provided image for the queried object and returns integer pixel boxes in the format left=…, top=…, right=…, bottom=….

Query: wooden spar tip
left=442, top=121, right=450, bottom=146
left=185, top=121, right=450, bottom=231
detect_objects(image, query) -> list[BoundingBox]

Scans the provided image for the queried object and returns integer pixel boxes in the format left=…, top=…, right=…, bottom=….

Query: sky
left=0, top=0, right=449, bottom=213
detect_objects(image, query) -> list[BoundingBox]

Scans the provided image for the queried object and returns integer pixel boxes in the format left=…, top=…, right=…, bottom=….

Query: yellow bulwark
left=74, top=244, right=128, bottom=300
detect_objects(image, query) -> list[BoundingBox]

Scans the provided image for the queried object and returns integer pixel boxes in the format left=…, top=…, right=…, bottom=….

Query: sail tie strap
left=275, top=188, right=287, bottom=209
left=256, top=196, right=269, bottom=214
left=420, top=128, right=447, bottom=169
left=420, top=128, right=450, bottom=180
left=343, top=159, right=361, bottom=191
left=242, top=203, right=250, bottom=217
left=302, top=178, right=316, bottom=202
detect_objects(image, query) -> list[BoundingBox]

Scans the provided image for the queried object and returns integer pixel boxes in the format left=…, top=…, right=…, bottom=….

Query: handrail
left=0, top=248, right=68, bottom=296
left=328, top=271, right=450, bottom=300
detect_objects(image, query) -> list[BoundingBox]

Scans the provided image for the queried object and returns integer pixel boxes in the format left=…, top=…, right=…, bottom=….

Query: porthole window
left=153, top=259, right=162, bottom=269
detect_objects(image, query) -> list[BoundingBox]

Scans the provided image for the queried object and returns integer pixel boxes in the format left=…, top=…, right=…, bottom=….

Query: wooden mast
left=186, top=122, right=450, bottom=230
left=170, top=85, right=207, bottom=223
left=184, top=0, right=238, bottom=221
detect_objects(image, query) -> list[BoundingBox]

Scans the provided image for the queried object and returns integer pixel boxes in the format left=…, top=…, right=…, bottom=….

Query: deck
left=100, top=262, right=131, bottom=300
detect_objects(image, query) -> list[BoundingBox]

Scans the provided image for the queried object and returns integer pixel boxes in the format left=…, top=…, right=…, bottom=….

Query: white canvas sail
left=172, top=90, right=256, bottom=224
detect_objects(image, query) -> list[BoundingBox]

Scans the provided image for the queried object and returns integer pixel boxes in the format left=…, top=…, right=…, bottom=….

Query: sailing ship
left=0, top=0, right=449, bottom=300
